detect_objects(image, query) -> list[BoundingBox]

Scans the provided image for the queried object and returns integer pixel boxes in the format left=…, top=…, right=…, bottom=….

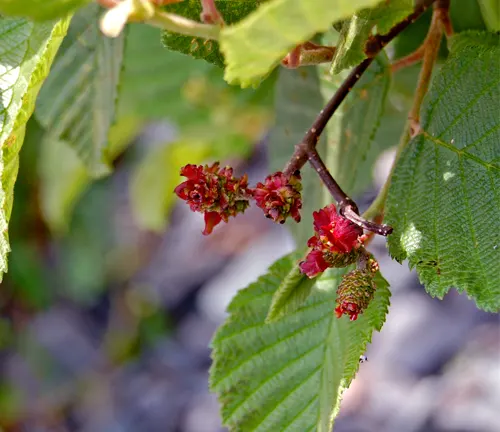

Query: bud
left=299, top=204, right=363, bottom=278
left=251, top=171, right=302, bottom=224
left=335, top=270, right=376, bottom=321
left=174, top=162, right=250, bottom=235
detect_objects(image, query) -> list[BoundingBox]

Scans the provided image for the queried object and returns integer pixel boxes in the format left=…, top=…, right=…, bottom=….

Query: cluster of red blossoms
left=299, top=204, right=363, bottom=278
left=174, top=163, right=251, bottom=235
left=175, top=163, right=378, bottom=322
left=174, top=163, right=302, bottom=235
left=252, top=171, right=302, bottom=224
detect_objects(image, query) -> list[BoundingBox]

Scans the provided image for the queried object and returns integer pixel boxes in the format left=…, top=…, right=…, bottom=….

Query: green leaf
left=0, top=0, right=90, bottom=21
left=266, top=256, right=317, bottom=322
left=386, top=32, right=500, bottom=312
left=161, top=0, right=259, bottom=68
left=268, top=67, right=327, bottom=246
left=0, top=17, right=69, bottom=280
left=220, top=0, right=382, bottom=87
left=331, top=0, right=412, bottom=74
left=38, top=116, right=141, bottom=234
left=35, top=4, right=125, bottom=177
left=210, top=252, right=390, bottom=431
left=130, top=141, right=212, bottom=232
left=39, top=136, right=89, bottom=234
left=322, top=53, right=391, bottom=197
left=477, top=0, right=500, bottom=31
left=120, top=23, right=213, bottom=121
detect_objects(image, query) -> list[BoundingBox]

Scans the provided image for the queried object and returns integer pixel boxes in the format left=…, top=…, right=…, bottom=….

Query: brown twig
left=283, top=0, right=437, bottom=236
left=409, top=1, right=449, bottom=135
left=282, top=42, right=336, bottom=68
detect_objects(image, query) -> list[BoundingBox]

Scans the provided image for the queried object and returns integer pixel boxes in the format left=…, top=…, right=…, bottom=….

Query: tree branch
left=283, top=0, right=437, bottom=236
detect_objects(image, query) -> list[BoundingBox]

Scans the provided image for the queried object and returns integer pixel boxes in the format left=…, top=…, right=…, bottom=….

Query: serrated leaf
left=268, top=67, right=327, bottom=246
left=322, top=53, right=391, bottom=197
left=0, top=0, right=90, bottom=21
left=266, top=256, right=316, bottom=322
left=35, top=4, right=125, bottom=177
left=331, top=0, right=412, bottom=74
left=220, top=0, right=382, bottom=87
left=161, top=0, right=259, bottom=68
left=386, top=32, right=500, bottom=312
left=0, top=17, right=69, bottom=280
left=210, top=252, right=390, bottom=431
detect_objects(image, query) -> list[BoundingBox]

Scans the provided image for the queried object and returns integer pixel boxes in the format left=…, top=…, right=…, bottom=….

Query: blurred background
left=0, top=2, right=499, bottom=431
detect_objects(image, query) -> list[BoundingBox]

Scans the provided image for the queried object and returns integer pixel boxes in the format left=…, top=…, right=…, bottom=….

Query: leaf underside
left=331, top=0, right=413, bottom=74
left=321, top=52, right=391, bottom=197
left=386, top=31, right=500, bottom=312
left=220, top=0, right=381, bottom=87
left=0, top=17, right=69, bottom=280
left=210, top=252, right=390, bottom=432
left=35, top=4, right=125, bottom=177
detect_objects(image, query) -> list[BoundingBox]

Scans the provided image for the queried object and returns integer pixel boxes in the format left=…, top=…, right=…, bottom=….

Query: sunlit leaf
left=0, top=16, right=69, bottom=280
left=386, top=31, right=500, bottom=312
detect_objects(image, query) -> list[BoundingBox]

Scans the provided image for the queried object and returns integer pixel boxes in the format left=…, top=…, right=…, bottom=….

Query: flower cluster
left=174, top=162, right=250, bottom=235
left=252, top=171, right=302, bottom=224
left=335, top=269, right=376, bottom=321
left=299, top=204, right=363, bottom=278
left=174, top=163, right=304, bottom=235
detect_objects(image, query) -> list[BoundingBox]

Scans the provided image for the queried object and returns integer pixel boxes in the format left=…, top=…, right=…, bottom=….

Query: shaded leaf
left=161, top=0, right=259, bottom=68
left=386, top=32, right=500, bottom=312
left=39, top=136, right=89, bottom=234
left=210, top=252, right=390, bottom=431
left=39, top=116, right=142, bottom=234
left=120, top=23, right=213, bottom=121
left=268, top=67, right=327, bottom=246
left=36, top=4, right=125, bottom=177
left=322, top=53, right=391, bottom=197
left=0, top=17, right=69, bottom=280
left=220, top=0, right=381, bottom=87
left=0, top=0, right=90, bottom=21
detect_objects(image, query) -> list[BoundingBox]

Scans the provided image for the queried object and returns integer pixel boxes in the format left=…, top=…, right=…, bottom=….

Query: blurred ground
left=0, top=125, right=498, bottom=432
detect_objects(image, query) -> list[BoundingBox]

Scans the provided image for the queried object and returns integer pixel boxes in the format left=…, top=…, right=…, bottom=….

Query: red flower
left=251, top=171, right=302, bottom=224
left=174, top=162, right=250, bottom=235
left=312, top=204, right=362, bottom=253
left=299, top=250, right=329, bottom=278
left=299, top=204, right=363, bottom=278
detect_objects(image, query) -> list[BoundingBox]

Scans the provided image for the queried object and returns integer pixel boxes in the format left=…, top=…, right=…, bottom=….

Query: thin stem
left=363, top=1, right=449, bottom=224
left=282, top=43, right=336, bottom=68
left=98, top=0, right=220, bottom=40
left=409, top=4, right=444, bottom=135
left=282, top=1, right=437, bottom=236
left=307, top=148, right=358, bottom=212
left=148, top=10, right=221, bottom=38
left=200, top=0, right=225, bottom=25
left=283, top=57, right=374, bottom=176
left=391, top=44, right=425, bottom=72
